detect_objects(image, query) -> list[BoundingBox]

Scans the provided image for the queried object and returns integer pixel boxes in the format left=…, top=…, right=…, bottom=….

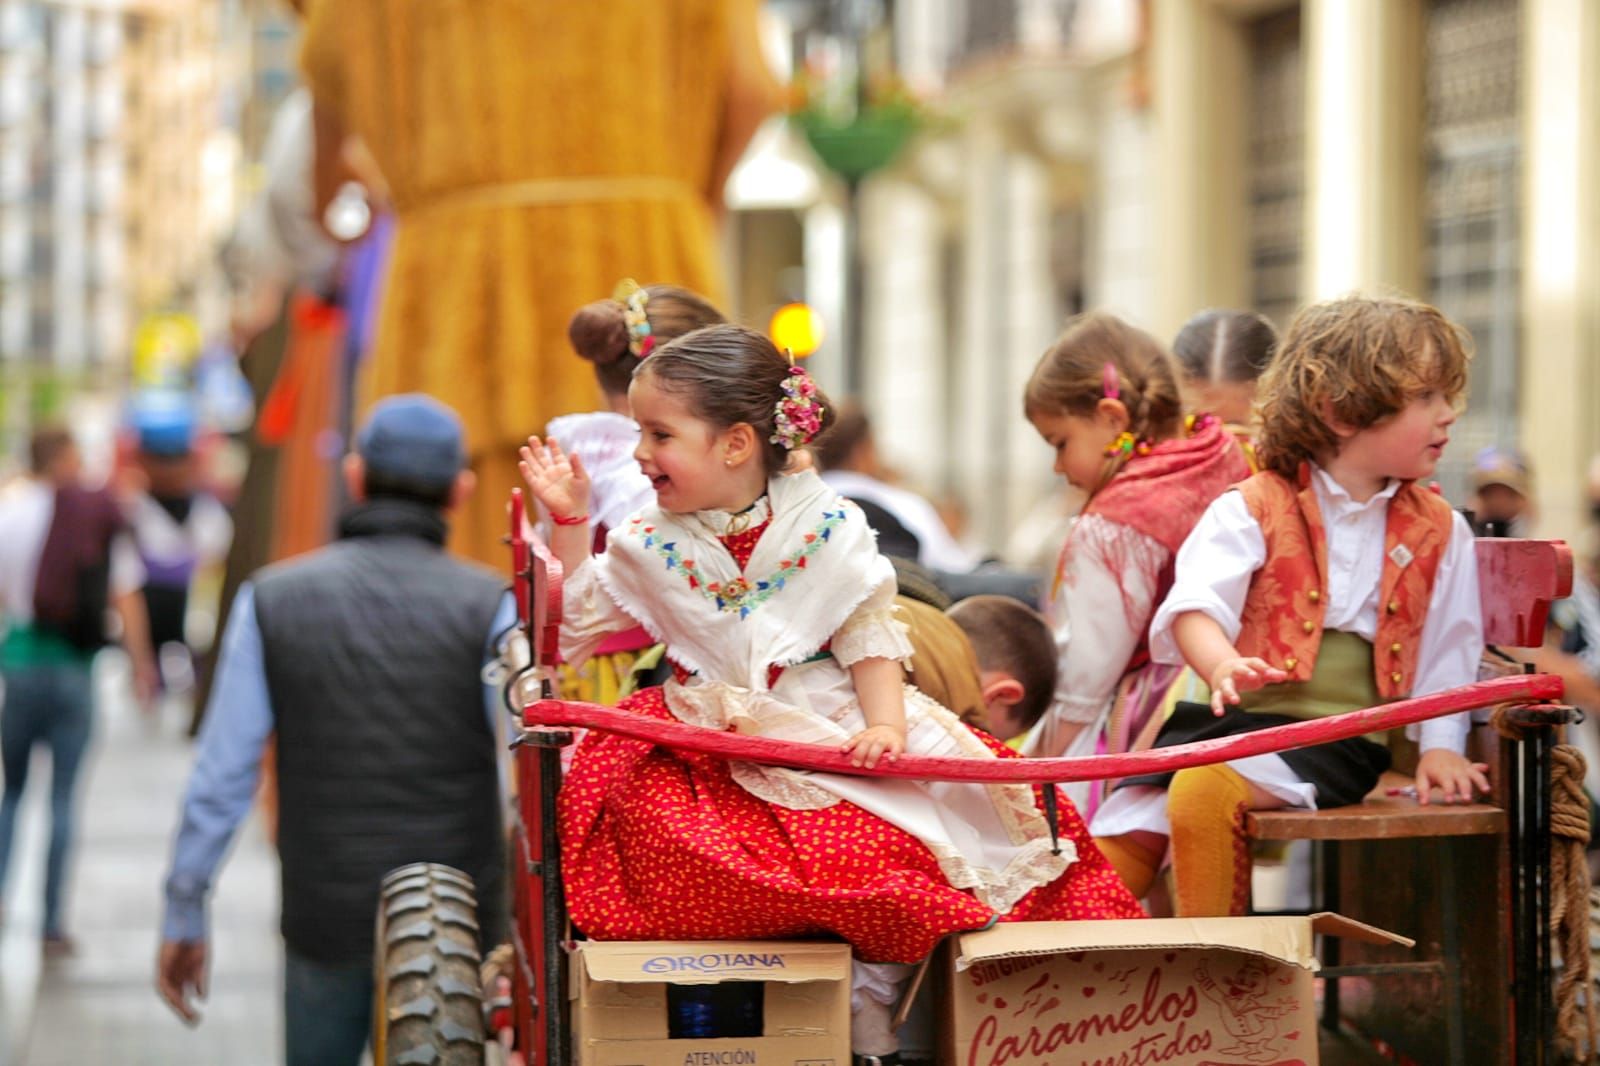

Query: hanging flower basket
left=792, top=105, right=920, bottom=184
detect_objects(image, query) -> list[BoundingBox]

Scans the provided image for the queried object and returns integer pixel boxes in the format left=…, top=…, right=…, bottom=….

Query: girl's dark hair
left=567, top=285, right=725, bottom=396
left=636, top=324, right=836, bottom=476
left=1023, top=312, right=1184, bottom=443
left=1172, top=309, right=1278, bottom=385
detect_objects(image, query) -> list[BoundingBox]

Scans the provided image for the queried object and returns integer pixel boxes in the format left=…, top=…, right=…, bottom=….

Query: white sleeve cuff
left=1411, top=711, right=1470, bottom=754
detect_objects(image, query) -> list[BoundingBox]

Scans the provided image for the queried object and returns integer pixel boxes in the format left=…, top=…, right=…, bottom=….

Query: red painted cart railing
left=498, top=489, right=1576, bottom=1065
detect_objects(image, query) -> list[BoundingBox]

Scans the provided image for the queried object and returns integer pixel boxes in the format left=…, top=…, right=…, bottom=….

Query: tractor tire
left=374, top=863, right=487, bottom=1066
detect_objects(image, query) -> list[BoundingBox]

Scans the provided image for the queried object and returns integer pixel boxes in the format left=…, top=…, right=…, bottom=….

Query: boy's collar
left=1308, top=463, right=1403, bottom=507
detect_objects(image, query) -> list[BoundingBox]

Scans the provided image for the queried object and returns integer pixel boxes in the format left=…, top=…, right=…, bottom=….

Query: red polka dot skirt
left=558, top=687, right=1143, bottom=963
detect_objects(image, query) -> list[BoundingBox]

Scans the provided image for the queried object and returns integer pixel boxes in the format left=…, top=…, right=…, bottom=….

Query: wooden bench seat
left=1248, top=770, right=1505, bottom=841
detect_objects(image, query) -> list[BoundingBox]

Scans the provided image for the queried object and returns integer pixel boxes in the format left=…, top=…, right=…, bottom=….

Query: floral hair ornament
left=613, top=278, right=655, bottom=358
left=770, top=349, right=823, bottom=450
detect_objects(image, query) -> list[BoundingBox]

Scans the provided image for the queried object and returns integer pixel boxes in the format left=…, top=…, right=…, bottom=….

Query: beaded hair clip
left=770, top=352, right=823, bottom=450
left=614, top=278, right=656, bottom=358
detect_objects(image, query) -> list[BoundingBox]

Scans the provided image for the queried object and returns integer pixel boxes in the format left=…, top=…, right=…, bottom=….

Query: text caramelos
left=967, top=968, right=1211, bottom=1066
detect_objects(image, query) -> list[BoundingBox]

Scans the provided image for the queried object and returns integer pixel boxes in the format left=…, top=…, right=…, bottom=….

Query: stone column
left=1520, top=0, right=1600, bottom=541
left=1301, top=0, right=1425, bottom=299
left=1151, top=0, right=1251, bottom=339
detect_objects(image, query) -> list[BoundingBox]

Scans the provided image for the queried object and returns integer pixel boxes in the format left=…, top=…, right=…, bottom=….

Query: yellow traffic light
left=769, top=303, right=825, bottom=359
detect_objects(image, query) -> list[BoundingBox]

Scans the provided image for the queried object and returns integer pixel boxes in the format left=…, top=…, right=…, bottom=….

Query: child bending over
left=1093, top=295, right=1489, bottom=917
left=1021, top=314, right=1250, bottom=815
left=945, top=594, right=1057, bottom=745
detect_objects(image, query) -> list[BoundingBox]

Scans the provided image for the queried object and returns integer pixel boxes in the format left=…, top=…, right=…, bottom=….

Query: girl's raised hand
left=842, top=724, right=905, bottom=770
left=1208, top=657, right=1288, bottom=716
left=518, top=435, right=591, bottom=521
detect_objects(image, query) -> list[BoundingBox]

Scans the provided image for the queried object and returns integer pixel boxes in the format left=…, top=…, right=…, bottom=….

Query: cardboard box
left=939, top=913, right=1411, bottom=1066
left=572, top=940, right=851, bottom=1065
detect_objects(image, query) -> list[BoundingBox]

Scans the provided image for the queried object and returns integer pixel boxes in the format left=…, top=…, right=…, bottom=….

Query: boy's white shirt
left=557, top=468, right=1073, bottom=914
left=1148, top=465, right=1483, bottom=754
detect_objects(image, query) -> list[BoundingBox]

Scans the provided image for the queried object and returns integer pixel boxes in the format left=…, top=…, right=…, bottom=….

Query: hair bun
left=569, top=300, right=631, bottom=366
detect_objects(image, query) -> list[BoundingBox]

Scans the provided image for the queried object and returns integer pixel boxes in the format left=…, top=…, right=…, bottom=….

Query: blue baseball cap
left=356, top=394, right=466, bottom=490
left=130, top=390, right=197, bottom=457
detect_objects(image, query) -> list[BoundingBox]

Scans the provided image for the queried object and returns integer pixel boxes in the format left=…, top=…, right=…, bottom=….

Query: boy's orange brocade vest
left=1233, top=465, right=1455, bottom=699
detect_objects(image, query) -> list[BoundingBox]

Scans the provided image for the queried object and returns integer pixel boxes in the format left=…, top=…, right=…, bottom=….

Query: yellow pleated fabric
left=300, top=1, right=739, bottom=565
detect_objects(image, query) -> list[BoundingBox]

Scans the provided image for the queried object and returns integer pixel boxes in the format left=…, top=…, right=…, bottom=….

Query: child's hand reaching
left=842, top=724, right=905, bottom=769
left=518, top=435, right=590, bottom=522
left=1208, top=657, right=1288, bottom=716
left=1413, top=749, right=1491, bottom=806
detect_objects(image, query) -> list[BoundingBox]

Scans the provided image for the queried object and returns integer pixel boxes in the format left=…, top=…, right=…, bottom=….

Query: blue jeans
left=0, top=660, right=93, bottom=937
left=284, top=948, right=371, bottom=1066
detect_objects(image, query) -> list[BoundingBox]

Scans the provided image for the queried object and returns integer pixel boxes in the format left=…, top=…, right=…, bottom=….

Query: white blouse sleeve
left=1410, top=511, right=1483, bottom=753
left=1147, top=491, right=1266, bottom=666
left=1028, top=514, right=1168, bottom=756
left=831, top=571, right=914, bottom=668
left=557, top=556, right=642, bottom=667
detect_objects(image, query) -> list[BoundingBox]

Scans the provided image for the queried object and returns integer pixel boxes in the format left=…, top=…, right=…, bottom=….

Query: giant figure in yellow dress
left=300, top=1, right=777, bottom=564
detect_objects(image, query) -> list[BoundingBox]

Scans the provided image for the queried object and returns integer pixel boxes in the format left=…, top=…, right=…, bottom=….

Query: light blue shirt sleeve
left=484, top=591, right=518, bottom=800
left=161, top=583, right=274, bottom=943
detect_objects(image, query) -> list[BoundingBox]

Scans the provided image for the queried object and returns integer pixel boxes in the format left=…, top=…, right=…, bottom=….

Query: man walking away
left=157, top=395, right=508, bottom=1065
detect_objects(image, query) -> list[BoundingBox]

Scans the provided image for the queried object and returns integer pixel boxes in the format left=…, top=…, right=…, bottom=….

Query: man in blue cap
left=157, top=395, right=508, bottom=1065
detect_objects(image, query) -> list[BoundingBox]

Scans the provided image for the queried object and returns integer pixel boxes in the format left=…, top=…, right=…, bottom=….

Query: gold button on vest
left=1284, top=657, right=1298, bottom=670
left=1390, top=642, right=1403, bottom=654
left=1301, top=619, right=1315, bottom=634
left=1391, top=671, right=1403, bottom=684
left=1387, top=601, right=1400, bottom=614
left=1307, top=589, right=1320, bottom=602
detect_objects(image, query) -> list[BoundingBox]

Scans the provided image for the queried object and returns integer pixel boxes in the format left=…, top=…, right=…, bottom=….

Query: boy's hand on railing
left=842, top=724, right=905, bottom=769
left=1209, top=657, right=1288, bottom=716
left=1414, top=748, right=1492, bottom=806
left=518, top=435, right=591, bottom=522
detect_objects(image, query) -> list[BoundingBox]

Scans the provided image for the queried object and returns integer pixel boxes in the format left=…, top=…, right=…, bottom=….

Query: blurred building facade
left=739, top=0, right=1598, bottom=552
left=0, top=0, right=256, bottom=456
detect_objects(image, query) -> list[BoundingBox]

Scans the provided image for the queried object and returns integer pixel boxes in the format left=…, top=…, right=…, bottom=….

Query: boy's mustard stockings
left=1167, top=764, right=1253, bottom=916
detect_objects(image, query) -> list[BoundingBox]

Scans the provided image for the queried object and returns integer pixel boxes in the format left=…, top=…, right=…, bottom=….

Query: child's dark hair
left=1024, top=313, right=1183, bottom=441
left=568, top=285, right=725, bottom=396
left=637, top=324, right=837, bottom=476
left=945, top=595, right=1057, bottom=732
left=812, top=400, right=870, bottom=472
left=1172, top=309, right=1278, bottom=385
left=1256, top=295, right=1472, bottom=480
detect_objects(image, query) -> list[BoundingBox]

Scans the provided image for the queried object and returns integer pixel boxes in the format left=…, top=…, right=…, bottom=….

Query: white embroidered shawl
left=594, top=470, right=892, bottom=689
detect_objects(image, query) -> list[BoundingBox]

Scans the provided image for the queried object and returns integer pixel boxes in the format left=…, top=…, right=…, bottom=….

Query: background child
left=1093, top=295, right=1489, bottom=917
left=1021, top=313, right=1249, bottom=812
left=945, top=594, right=1056, bottom=745
left=546, top=281, right=725, bottom=702
left=1172, top=308, right=1277, bottom=472
left=522, top=323, right=1139, bottom=1063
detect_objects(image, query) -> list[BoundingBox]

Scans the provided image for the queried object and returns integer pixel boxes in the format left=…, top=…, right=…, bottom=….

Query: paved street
left=0, top=657, right=283, bottom=1065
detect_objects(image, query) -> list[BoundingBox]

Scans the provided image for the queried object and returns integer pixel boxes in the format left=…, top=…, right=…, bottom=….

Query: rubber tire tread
left=377, top=864, right=486, bottom=1066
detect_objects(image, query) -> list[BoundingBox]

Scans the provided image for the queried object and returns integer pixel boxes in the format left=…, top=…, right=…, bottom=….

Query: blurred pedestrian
left=158, top=396, right=508, bottom=1066
left=126, top=393, right=232, bottom=693
left=298, top=0, right=780, bottom=567
left=1469, top=445, right=1533, bottom=537
left=0, top=427, right=156, bottom=954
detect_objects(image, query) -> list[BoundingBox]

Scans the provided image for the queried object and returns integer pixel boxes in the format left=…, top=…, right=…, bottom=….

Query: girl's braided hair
left=1024, top=313, right=1184, bottom=490
left=568, top=285, right=725, bottom=397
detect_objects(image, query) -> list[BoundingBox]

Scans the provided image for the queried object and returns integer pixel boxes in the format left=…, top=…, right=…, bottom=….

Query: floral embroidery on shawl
left=626, top=507, right=849, bottom=618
